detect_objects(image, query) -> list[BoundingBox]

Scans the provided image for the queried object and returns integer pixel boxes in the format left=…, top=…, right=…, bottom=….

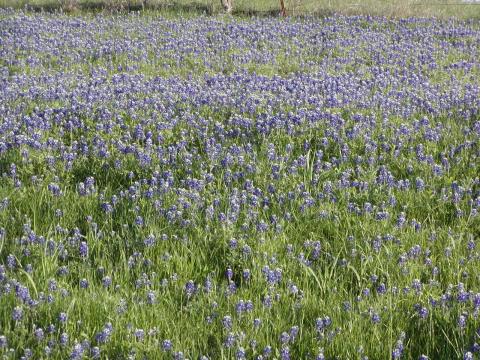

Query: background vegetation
left=0, top=0, right=479, bottom=18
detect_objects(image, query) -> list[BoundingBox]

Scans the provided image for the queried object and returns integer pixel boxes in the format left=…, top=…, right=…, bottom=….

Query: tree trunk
left=221, top=0, right=233, bottom=13
left=279, top=0, right=286, bottom=17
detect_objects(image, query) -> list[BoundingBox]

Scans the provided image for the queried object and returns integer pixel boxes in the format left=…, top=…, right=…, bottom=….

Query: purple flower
left=236, top=347, right=246, bottom=360
left=222, top=315, right=233, bottom=329
left=184, top=280, right=196, bottom=298
left=371, top=312, right=381, bottom=324
left=289, top=326, right=299, bottom=341
left=144, top=235, right=156, bottom=247
left=91, top=346, right=100, bottom=359
left=12, top=306, right=23, bottom=321
left=95, top=329, right=109, bottom=344
left=135, top=216, right=144, bottom=226
left=60, top=332, right=69, bottom=346
left=102, top=276, right=112, bottom=288
left=242, top=269, right=251, bottom=281
left=162, top=339, right=173, bottom=351
left=280, top=331, right=290, bottom=345
left=316, top=316, right=332, bottom=332
left=226, top=267, right=233, bottom=281
left=58, top=312, right=68, bottom=323
left=146, top=291, right=156, bottom=305
left=70, top=342, right=83, bottom=360
left=48, top=183, right=62, bottom=196
left=224, top=332, right=236, bottom=348
left=134, top=329, right=145, bottom=341
left=79, top=278, right=89, bottom=289
left=263, top=345, right=272, bottom=357
left=79, top=241, right=88, bottom=258
left=34, top=328, right=44, bottom=341
left=6, top=254, right=16, bottom=269
left=0, top=335, right=7, bottom=348
left=415, top=178, right=425, bottom=191
left=418, top=307, right=428, bottom=319
left=280, top=346, right=290, bottom=360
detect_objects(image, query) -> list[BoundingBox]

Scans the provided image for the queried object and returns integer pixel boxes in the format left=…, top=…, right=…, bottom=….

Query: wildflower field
left=0, top=9, right=479, bottom=360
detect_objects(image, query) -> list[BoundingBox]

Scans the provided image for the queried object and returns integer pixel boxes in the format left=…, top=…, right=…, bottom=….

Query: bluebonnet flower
left=316, top=316, right=332, bottom=332
left=15, top=285, right=30, bottom=303
left=102, top=276, right=112, bottom=288
left=204, top=276, right=213, bottom=293
left=58, top=312, right=68, bottom=323
left=174, top=352, right=184, bottom=360
left=12, top=306, right=23, bottom=321
left=134, top=329, right=145, bottom=341
left=418, top=307, right=428, bottom=319
left=57, top=266, right=69, bottom=276
left=146, top=291, right=156, bottom=305
left=236, top=347, right=246, bottom=359
left=224, top=332, right=236, bottom=348
left=79, top=278, right=89, bottom=289
left=162, top=339, right=173, bottom=351
left=70, top=342, right=83, bottom=360
left=79, top=241, right=88, bottom=258
left=6, top=254, right=16, bottom=269
left=280, top=331, right=290, bottom=344
left=458, top=314, right=467, bottom=330
left=416, top=178, right=425, bottom=191
left=48, top=183, right=62, bottom=196
left=60, top=333, right=69, bottom=346
left=226, top=281, right=237, bottom=296
left=222, top=315, right=233, bottom=329
left=44, top=345, right=52, bottom=356
left=377, top=283, right=387, bottom=295
left=396, top=212, right=406, bottom=228
left=226, top=267, right=233, bottom=281
left=91, top=347, right=100, bottom=359
left=135, top=216, right=144, bottom=226
left=289, top=326, right=299, bottom=341
left=22, top=348, right=32, bottom=359
left=144, top=235, right=155, bottom=247
left=263, top=345, right=272, bottom=357
left=0, top=335, right=7, bottom=348
left=95, top=323, right=113, bottom=344
left=184, top=280, right=196, bottom=298
left=280, top=346, right=290, bottom=360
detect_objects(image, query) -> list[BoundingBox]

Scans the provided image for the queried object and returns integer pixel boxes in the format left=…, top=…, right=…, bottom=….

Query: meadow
left=0, top=7, right=480, bottom=360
